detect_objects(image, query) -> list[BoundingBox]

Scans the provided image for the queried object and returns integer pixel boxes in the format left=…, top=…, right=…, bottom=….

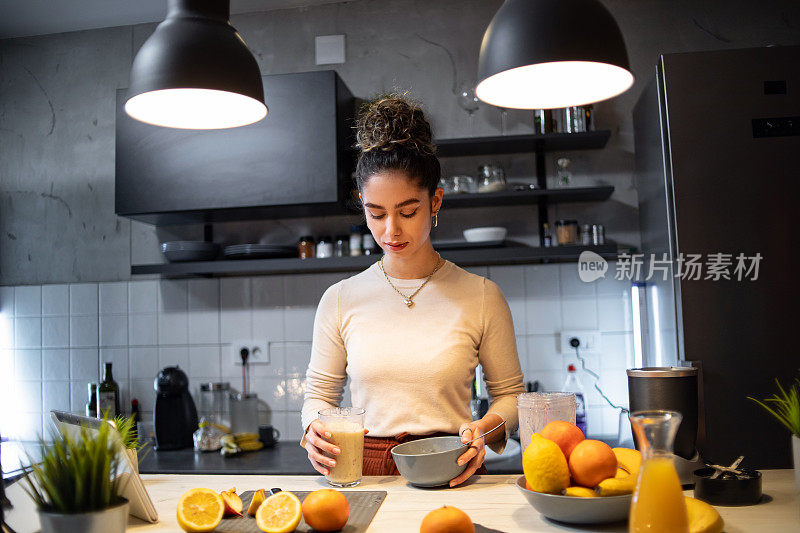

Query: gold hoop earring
left=433, top=212, right=439, bottom=228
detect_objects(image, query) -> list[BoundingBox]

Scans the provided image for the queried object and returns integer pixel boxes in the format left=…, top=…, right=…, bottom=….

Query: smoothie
left=325, top=420, right=364, bottom=487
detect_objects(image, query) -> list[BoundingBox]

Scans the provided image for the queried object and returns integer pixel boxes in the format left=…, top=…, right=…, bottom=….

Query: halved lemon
left=255, top=491, right=302, bottom=533
left=176, top=488, right=225, bottom=532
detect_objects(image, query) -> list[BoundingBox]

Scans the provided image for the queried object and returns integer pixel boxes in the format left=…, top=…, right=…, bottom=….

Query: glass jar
left=581, top=224, right=592, bottom=245
left=362, top=233, right=378, bottom=255
left=298, top=236, right=315, bottom=258
left=555, top=157, right=571, bottom=188
left=229, top=392, right=260, bottom=434
left=349, top=226, right=362, bottom=256
left=555, top=219, right=578, bottom=245
left=477, top=164, right=506, bottom=193
left=316, top=236, right=333, bottom=258
left=334, top=235, right=348, bottom=257
left=199, top=382, right=230, bottom=426
left=451, top=175, right=475, bottom=194
left=517, top=392, right=576, bottom=452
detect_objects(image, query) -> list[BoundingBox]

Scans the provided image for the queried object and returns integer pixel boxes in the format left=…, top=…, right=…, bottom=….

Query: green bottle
left=97, top=362, right=120, bottom=418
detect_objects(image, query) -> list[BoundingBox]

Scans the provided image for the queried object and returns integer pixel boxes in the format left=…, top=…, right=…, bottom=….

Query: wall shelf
left=435, top=131, right=610, bottom=157
left=441, top=186, right=614, bottom=208
left=131, top=242, right=620, bottom=277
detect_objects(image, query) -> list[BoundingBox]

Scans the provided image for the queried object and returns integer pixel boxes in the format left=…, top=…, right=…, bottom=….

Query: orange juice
left=629, top=457, right=689, bottom=532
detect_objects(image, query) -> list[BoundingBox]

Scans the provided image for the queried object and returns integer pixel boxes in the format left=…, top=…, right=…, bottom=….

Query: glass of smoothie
left=318, top=407, right=365, bottom=487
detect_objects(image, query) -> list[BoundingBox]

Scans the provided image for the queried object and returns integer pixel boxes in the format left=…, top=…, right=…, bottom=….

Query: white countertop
left=5, top=470, right=799, bottom=532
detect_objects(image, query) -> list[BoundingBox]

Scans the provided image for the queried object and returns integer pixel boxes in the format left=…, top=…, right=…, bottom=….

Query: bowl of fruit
left=516, top=421, right=640, bottom=525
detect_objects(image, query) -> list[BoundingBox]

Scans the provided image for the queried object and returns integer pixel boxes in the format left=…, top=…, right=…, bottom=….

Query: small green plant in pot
left=748, top=371, right=800, bottom=491
left=22, top=420, right=129, bottom=533
left=114, top=414, right=147, bottom=473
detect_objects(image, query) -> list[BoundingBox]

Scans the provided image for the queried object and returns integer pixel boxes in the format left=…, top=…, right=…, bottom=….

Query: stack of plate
left=160, top=241, right=218, bottom=262
left=223, top=244, right=296, bottom=259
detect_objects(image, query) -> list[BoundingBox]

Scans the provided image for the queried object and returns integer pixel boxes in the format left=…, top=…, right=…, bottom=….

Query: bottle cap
left=568, top=364, right=576, bottom=372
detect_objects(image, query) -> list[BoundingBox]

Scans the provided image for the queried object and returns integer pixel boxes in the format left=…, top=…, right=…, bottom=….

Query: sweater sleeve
left=300, top=282, right=348, bottom=444
left=479, top=278, right=526, bottom=455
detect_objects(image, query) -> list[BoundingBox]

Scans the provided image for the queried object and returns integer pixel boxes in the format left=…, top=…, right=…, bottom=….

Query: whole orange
left=420, top=506, right=475, bottom=533
left=301, top=489, right=349, bottom=532
left=540, top=421, right=585, bottom=459
left=568, top=439, right=618, bottom=488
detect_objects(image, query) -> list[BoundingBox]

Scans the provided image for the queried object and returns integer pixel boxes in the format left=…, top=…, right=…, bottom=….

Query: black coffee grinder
left=154, top=366, right=198, bottom=450
left=627, top=366, right=705, bottom=484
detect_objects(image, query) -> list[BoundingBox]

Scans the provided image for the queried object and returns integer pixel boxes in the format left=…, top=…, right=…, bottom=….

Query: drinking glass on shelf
left=451, top=175, right=476, bottom=194
left=457, top=82, right=481, bottom=133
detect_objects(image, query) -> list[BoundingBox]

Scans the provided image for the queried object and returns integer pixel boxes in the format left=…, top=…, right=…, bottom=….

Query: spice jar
left=334, top=235, right=348, bottom=257
left=581, top=224, right=592, bottom=245
left=298, top=236, right=315, bottom=258
left=362, top=233, right=378, bottom=255
left=555, top=220, right=578, bottom=245
left=316, top=236, right=333, bottom=258
left=349, top=225, right=362, bottom=256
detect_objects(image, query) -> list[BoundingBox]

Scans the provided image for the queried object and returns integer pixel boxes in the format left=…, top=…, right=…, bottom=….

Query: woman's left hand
left=449, top=421, right=485, bottom=487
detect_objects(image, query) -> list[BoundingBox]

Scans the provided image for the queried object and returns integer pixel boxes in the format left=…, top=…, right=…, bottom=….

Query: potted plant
left=749, top=372, right=800, bottom=491
left=114, top=414, right=145, bottom=474
left=22, top=420, right=129, bottom=533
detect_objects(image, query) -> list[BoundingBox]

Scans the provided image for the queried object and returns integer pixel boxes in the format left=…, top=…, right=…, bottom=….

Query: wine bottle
left=86, top=382, right=98, bottom=418
left=97, top=362, right=120, bottom=418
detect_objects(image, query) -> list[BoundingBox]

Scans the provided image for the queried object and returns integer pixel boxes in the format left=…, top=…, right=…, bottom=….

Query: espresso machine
left=627, top=366, right=705, bottom=485
left=154, top=366, right=198, bottom=450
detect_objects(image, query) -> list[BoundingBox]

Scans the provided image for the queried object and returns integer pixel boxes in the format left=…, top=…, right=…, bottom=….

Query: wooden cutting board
left=215, top=490, right=387, bottom=532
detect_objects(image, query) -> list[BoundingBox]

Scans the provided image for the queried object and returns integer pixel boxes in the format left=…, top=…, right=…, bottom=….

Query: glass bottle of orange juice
left=629, top=410, right=689, bottom=533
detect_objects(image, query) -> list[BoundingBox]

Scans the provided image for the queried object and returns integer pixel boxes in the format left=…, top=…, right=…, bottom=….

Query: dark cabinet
left=115, top=70, right=356, bottom=224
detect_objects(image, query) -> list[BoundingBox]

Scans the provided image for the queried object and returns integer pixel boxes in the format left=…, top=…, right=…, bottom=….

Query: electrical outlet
left=560, top=330, right=602, bottom=354
left=230, top=340, right=269, bottom=365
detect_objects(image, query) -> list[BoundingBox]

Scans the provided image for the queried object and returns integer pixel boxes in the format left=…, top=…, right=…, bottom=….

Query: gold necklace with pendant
left=378, top=254, right=444, bottom=308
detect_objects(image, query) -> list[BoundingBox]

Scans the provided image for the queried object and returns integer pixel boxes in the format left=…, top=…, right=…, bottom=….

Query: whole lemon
left=522, top=434, right=570, bottom=494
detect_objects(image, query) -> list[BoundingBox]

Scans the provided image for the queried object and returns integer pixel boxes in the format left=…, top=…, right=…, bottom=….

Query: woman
left=301, top=95, right=525, bottom=486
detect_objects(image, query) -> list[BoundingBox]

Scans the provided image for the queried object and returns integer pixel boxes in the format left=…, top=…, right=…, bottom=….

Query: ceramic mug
left=259, top=425, right=281, bottom=447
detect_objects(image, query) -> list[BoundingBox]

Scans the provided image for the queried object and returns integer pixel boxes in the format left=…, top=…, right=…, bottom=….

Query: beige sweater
left=301, top=260, right=525, bottom=452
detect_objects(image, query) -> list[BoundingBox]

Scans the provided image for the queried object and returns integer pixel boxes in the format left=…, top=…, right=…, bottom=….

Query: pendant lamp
left=125, top=0, right=267, bottom=129
left=476, top=0, right=634, bottom=109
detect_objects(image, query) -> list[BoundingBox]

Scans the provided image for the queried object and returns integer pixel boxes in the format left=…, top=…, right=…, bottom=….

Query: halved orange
left=255, top=491, right=302, bottom=533
left=176, top=488, right=225, bottom=532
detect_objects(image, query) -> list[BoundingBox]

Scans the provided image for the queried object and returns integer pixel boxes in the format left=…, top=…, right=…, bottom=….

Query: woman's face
left=360, top=169, right=443, bottom=258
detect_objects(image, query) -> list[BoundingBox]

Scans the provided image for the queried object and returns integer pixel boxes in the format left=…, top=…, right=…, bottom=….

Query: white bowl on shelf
left=463, top=227, right=507, bottom=243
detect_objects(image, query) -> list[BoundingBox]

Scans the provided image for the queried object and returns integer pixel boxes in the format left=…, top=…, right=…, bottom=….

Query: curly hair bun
left=355, top=95, right=436, bottom=156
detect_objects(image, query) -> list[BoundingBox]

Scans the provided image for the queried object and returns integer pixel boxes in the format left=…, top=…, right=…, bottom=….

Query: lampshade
left=476, top=0, right=634, bottom=109
left=125, top=0, right=267, bottom=129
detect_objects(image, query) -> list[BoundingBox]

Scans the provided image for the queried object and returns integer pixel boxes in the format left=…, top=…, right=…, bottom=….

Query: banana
left=612, top=447, right=642, bottom=476
left=233, top=432, right=260, bottom=443
left=564, top=486, right=598, bottom=498
left=595, top=448, right=643, bottom=496
left=239, top=440, right=264, bottom=452
left=596, top=468, right=636, bottom=496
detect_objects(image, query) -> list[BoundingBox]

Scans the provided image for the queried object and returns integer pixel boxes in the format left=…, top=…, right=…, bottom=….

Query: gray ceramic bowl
left=515, top=476, right=631, bottom=524
left=391, top=436, right=467, bottom=487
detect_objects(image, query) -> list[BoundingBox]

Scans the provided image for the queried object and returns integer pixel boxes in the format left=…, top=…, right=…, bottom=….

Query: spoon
left=460, top=421, right=505, bottom=447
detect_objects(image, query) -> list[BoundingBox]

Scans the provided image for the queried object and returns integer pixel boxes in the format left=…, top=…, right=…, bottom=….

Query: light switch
left=315, top=34, right=346, bottom=65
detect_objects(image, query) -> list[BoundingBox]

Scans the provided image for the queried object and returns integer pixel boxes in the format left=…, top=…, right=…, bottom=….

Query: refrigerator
left=633, top=46, right=798, bottom=468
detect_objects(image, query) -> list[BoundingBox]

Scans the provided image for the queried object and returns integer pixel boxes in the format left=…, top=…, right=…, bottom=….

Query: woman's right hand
left=304, top=419, right=340, bottom=476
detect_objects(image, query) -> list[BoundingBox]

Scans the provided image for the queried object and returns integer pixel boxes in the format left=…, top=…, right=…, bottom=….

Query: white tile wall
left=41, top=284, right=69, bottom=316
left=15, top=286, right=41, bottom=316
left=2, top=264, right=634, bottom=440
left=99, top=282, right=128, bottom=315
left=70, top=284, right=98, bottom=315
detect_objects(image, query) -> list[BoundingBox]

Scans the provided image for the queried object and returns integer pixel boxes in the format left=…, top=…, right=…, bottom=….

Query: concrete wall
left=2, top=0, right=797, bottom=285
